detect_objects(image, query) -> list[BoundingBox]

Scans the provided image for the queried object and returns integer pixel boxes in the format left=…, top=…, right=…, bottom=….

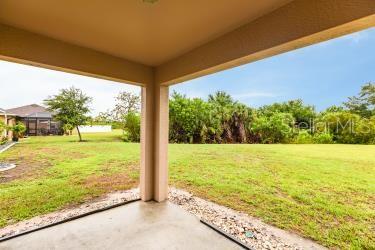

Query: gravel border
left=0, top=188, right=326, bottom=250
left=169, top=188, right=326, bottom=250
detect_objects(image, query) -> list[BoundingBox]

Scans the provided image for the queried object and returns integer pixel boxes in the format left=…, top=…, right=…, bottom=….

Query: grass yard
left=0, top=131, right=374, bottom=249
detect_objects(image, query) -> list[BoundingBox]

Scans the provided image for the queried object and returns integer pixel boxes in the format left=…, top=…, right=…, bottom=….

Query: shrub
left=0, top=121, right=8, bottom=145
left=0, top=121, right=5, bottom=135
left=121, top=130, right=130, bottom=142
left=316, top=112, right=375, bottom=144
left=258, top=99, right=316, bottom=128
left=351, top=116, right=375, bottom=144
left=62, top=123, right=74, bottom=135
left=295, top=130, right=313, bottom=144
left=313, top=133, right=333, bottom=144
left=11, top=122, right=26, bottom=140
left=251, top=112, right=295, bottom=143
left=170, top=92, right=218, bottom=143
left=123, top=112, right=140, bottom=142
left=0, top=136, right=7, bottom=145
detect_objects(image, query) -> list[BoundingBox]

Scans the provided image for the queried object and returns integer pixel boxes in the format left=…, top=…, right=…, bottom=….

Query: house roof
left=0, top=108, right=16, bottom=116
left=6, top=104, right=51, bottom=118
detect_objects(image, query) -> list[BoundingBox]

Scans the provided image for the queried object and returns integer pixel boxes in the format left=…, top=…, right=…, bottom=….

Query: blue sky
left=171, top=27, right=375, bottom=111
left=0, top=27, right=374, bottom=115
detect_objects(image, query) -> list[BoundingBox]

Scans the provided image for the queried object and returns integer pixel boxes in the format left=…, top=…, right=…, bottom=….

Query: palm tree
left=231, top=103, right=249, bottom=143
left=208, top=91, right=236, bottom=143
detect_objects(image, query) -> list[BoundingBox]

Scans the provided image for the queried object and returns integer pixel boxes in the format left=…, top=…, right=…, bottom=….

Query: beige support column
left=140, top=83, right=169, bottom=202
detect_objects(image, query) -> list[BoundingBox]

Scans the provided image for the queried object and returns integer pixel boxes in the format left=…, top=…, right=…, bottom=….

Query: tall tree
left=344, top=82, right=375, bottom=118
left=169, top=92, right=212, bottom=143
left=208, top=91, right=236, bottom=142
left=112, top=91, right=140, bottom=121
left=44, top=86, right=92, bottom=141
left=231, top=103, right=252, bottom=143
left=109, top=91, right=141, bottom=137
left=258, top=99, right=316, bottom=127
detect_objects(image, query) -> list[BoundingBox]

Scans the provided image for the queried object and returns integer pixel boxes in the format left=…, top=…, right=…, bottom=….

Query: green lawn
left=0, top=132, right=374, bottom=249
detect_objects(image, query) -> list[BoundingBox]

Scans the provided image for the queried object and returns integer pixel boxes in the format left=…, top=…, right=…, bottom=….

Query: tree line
left=40, top=82, right=374, bottom=144
left=169, top=83, right=374, bottom=144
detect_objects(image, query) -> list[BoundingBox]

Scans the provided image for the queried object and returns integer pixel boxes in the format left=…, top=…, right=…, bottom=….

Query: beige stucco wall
left=7, top=118, right=15, bottom=139
left=0, top=24, right=153, bottom=86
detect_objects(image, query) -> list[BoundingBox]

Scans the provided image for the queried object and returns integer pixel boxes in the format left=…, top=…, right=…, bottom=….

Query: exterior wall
left=0, top=24, right=153, bottom=86
left=78, top=125, right=112, bottom=133
left=140, top=85, right=169, bottom=202
left=6, top=118, right=15, bottom=139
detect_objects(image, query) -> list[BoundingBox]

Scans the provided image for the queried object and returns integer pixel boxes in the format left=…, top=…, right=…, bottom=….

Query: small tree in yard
left=111, top=91, right=141, bottom=140
left=44, top=87, right=92, bottom=142
left=10, top=122, right=26, bottom=142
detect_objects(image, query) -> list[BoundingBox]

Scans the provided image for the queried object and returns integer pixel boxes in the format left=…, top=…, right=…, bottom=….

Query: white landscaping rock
left=168, top=187, right=326, bottom=250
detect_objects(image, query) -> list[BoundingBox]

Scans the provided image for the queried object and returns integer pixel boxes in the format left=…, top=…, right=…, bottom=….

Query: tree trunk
left=76, top=126, right=82, bottom=141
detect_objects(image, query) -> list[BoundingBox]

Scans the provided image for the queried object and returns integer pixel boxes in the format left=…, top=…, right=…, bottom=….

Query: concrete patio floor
left=0, top=201, right=244, bottom=250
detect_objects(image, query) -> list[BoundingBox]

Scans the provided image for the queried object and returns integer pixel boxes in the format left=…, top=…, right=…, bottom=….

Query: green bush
left=123, top=112, right=140, bottom=142
left=121, top=130, right=130, bottom=142
left=11, top=122, right=26, bottom=139
left=316, top=112, right=375, bottom=144
left=62, top=123, right=74, bottom=135
left=351, top=116, right=375, bottom=144
left=0, top=121, right=8, bottom=145
left=251, top=112, right=295, bottom=143
left=259, top=99, right=316, bottom=128
left=295, top=130, right=313, bottom=144
left=0, top=136, right=7, bottom=145
left=0, top=121, right=5, bottom=135
left=313, top=133, right=333, bottom=144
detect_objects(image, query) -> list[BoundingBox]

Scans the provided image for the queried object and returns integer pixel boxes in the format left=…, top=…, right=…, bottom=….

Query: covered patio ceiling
left=0, top=0, right=374, bottom=203
left=0, top=0, right=293, bottom=66
left=1, top=0, right=374, bottom=86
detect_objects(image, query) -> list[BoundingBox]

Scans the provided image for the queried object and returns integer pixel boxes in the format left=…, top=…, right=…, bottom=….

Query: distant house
left=6, top=104, right=61, bottom=136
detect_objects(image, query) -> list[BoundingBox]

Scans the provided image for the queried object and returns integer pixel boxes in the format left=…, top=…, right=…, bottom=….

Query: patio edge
left=0, top=198, right=141, bottom=243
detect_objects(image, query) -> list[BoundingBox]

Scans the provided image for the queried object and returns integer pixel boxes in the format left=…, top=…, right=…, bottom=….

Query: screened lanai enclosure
left=6, top=104, right=61, bottom=136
